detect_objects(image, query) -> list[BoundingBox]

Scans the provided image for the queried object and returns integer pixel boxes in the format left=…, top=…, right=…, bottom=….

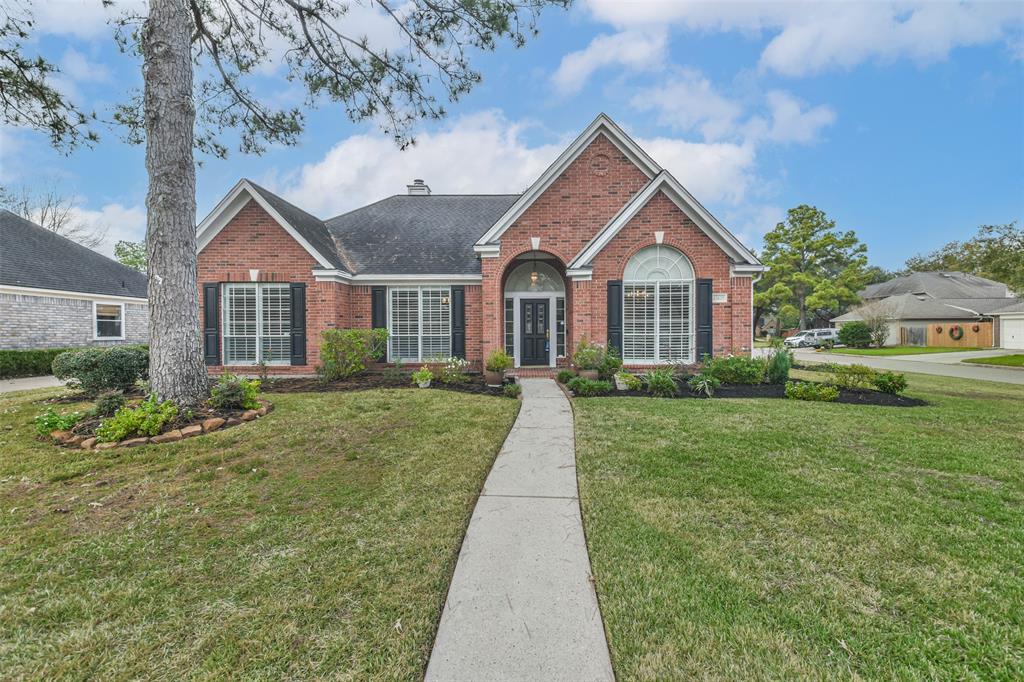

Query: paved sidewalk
left=425, top=378, right=613, bottom=682
left=0, top=375, right=65, bottom=394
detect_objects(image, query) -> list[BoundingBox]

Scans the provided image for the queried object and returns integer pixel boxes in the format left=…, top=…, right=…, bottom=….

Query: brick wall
left=0, top=292, right=148, bottom=350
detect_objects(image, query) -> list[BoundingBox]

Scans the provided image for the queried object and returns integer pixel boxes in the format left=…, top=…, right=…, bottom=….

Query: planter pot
left=614, top=376, right=629, bottom=391
left=484, top=369, right=505, bottom=387
left=579, top=369, right=599, bottom=381
left=418, top=380, right=432, bottom=388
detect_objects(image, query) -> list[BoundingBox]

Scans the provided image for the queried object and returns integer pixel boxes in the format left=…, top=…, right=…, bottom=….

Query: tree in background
left=2, top=0, right=568, bottom=406
left=0, top=184, right=108, bottom=248
left=905, top=222, right=1023, bottom=294
left=115, top=240, right=147, bottom=272
left=755, top=205, right=868, bottom=331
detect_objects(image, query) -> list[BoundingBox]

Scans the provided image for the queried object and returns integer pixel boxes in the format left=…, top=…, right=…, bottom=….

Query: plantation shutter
left=696, top=278, right=713, bottom=360
left=371, top=286, right=386, bottom=329
left=202, top=282, right=220, bottom=366
left=607, top=280, right=623, bottom=354
left=451, top=286, right=466, bottom=359
left=289, top=282, right=307, bottom=366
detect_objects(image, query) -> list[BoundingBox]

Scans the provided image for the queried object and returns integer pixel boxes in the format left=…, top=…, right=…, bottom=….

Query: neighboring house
left=832, top=271, right=1018, bottom=348
left=195, top=114, right=764, bottom=374
left=991, top=300, right=1024, bottom=350
left=0, top=210, right=149, bottom=350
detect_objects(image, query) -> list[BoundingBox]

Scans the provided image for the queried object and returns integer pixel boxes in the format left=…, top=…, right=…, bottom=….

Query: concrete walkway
left=792, top=349, right=1024, bottom=385
left=0, top=375, right=65, bottom=394
left=426, top=378, right=613, bottom=682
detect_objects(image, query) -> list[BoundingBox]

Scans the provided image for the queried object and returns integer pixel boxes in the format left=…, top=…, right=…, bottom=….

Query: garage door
left=1002, top=318, right=1024, bottom=349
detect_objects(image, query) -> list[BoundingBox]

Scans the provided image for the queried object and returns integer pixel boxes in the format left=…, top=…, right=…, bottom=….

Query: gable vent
left=407, top=179, right=431, bottom=196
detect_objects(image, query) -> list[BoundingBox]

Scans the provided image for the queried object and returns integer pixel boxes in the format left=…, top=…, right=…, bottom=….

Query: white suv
left=784, top=328, right=838, bottom=348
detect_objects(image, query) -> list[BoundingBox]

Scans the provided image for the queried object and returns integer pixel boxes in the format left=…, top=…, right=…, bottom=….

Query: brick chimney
left=407, top=179, right=431, bottom=196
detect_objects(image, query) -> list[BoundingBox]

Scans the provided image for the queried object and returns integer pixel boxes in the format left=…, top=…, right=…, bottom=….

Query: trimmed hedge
left=52, top=345, right=149, bottom=395
left=0, top=348, right=77, bottom=379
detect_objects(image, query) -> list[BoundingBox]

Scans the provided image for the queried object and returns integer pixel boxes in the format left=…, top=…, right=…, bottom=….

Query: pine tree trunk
left=142, top=0, right=207, bottom=406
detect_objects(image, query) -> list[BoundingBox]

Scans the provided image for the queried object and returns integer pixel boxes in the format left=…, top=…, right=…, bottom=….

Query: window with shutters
left=222, top=283, right=291, bottom=365
left=388, top=287, right=451, bottom=362
left=622, top=245, right=694, bottom=363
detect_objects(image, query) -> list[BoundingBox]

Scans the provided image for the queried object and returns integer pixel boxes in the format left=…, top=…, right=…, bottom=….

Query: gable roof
left=474, top=113, right=661, bottom=251
left=325, top=195, right=519, bottom=275
left=196, top=179, right=347, bottom=271
left=862, top=271, right=1012, bottom=300
left=831, top=293, right=1021, bottom=322
left=992, top=300, right=1024, bottom=315
left=566, top=170, right=763, bottom=276
left=0, top=209, right=148, bottom=299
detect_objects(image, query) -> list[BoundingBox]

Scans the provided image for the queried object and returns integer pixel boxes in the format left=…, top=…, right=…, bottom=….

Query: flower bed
left=262, top=373, right=508, bottom=397
left=592, top=382, right=925, bottom=407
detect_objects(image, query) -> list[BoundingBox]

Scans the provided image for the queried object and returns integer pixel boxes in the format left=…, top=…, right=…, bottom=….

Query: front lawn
left=575, top=372, right=1024, bottom=679
left=963, top=353, right=1024, bottom=367
left=828, top=345, right=981, bottom=356
left=0, top=388, right=518, bottom=679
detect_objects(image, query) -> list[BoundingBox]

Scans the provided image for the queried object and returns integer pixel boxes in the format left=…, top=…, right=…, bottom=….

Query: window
left=389, top=287, right=451, bottom=362
left=622, top=245, right=694, bottom=363
left=222, top=283, right=291, bottom=365
left=504, top=297, right=515, bottom=356
left=94, top=302, right=124, bottom=339
left=556, top=297, right=566, bottom=357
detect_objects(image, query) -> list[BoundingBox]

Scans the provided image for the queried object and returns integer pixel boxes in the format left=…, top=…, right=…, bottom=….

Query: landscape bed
left=585, top=382, right=926, bottom=407
left=262, top=372, right=509, bottom=396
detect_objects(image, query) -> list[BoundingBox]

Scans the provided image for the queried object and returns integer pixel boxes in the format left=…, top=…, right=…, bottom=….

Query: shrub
left=572, top=338, right=605, bottom=370
left=411, top=366, right=434, bottom=386
left=785, top=381, right=839, bottom=402
left=485, top=350, right=513, bottom=373
left=827, top=363, right=877, bottom=389
left=51, top=345, right=149, bottom=395
left=34, top=407, right=83, bottom=437
left=209, top=372, right=261, bottom=410
left=837, top=322, right=872, bottom=348
left=556, top=369, right=576, bottom=384
left=598, top=346, right=623, bottom=380
left=91, top=390, right=126, bottom=417
left=764, top=348, right=792, bottom=385
left=0, top=348, right=76, bottom=379
left=644, top=368, right=678, bottom=397
left=687, top=373, right=721, bottom=398
left=319, top=328, right=389, bottom=381
left=503, top=382, right=522, bottom=398
left=567, top=376, right=612, bottom=396
left=441, top=357, right=471, bottom=384
left=873, top=372, right=908, bottom=395
left=96, top=395, right=179, bottom=442
left=614, top=370, right=642, bottom=390
left=703, top=355, right=767, bottom=385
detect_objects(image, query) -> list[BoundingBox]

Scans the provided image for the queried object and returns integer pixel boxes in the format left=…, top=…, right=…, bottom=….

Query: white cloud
left=70, top=203, right=147, bottom=257
left=744, top=91, right=836, bottom=144
left=580, top=0, right=1024, bottom=76
left=630, top=68, right=743, bottom=140
left=60, top=48, right=112, bottom=84
left=28, top=0, right=142, bottom=39
left=640, top=136, right=757, bottom=205
left=551, top=30, right=668, bottom=95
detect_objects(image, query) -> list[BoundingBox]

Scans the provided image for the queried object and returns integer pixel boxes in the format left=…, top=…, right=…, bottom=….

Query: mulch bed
left=262, top=373, right=509, bottom=397
left=579, top=382, right=927, bottom=407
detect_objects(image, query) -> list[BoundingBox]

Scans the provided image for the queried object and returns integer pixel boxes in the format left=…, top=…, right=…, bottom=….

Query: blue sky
left=2, top=0, right=1022, bottom=270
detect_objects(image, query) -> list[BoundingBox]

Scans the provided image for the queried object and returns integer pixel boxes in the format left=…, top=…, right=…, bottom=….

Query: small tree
left=838, top=321, right=872, bottom=348
left=861, top=303, right=892, bottom=348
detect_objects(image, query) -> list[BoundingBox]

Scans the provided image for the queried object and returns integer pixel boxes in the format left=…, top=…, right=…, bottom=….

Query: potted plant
left=411, top=366, right=434, bottom=388
left=572, top=338, right=604, bottom=380
left=613, top=370, right=641, bottom=391
left=484, top=349, right=513, bottom=387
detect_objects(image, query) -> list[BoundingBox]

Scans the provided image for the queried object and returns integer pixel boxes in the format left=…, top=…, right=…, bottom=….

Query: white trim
left=566, top=268, right=593, bottom=281
left=0, top=284, right=147, bottom=304
left=475, top=114, right=661, bottom=247
left=504, top=293, right=563, bottom=368
left=195, top=179, right=336, bottom=269
left=731, top=264, right=766, bottom=276
left=621, top=280, right=695, bottom=365
left=312, top=270, right=482, bottom=285
left=568, top=171, right=762, bottom=271
left=474, top=244, right=501, bottom=257
left=93, top=301, right=126, bottom=341
left=221, top=282, right=292, bottom=366
left=385, top=285, right=453, bottom=363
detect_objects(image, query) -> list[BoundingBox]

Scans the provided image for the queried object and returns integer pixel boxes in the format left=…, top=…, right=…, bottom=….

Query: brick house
left=196, top=114, right=763, bottom=374
left=1, top=210, right=149, bottom=350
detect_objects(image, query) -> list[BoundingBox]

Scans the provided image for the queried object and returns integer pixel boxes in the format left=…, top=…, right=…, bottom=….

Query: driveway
left=790, top=349, right=1024, bottom=385
left=0, top=375, right=65, bottom=394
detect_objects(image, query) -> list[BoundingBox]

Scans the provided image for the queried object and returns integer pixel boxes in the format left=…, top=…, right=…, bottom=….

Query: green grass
left=828, top=345, right=982, bottom=356
left=575, top=372, right=1024, bottom=680
left=963, top=354, right=1024, bottom=367
left=0, top=388, right=518, bottom=679
left=753, top=339, right=771, bottom=348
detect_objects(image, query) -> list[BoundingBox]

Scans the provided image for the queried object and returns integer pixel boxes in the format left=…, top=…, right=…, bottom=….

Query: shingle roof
left=992, top=300, right=1024, bottom=315
left=861, top=271, right=1011, bottom=300
left=325, top=195, right=520, bottom=275
left=0, top=210, right=148, bottom=298
left=832, top=293, right=1020, bottom=322
left=245, top=181, right=351, bottom=272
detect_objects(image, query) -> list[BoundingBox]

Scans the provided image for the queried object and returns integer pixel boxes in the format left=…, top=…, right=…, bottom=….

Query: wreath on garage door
left=949, top=324, right=964, bottom=340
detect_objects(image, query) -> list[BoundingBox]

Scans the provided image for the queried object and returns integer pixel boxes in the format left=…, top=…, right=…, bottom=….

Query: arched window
left=503, top=260, right=566, bottom=361
left=622, top=245, right=694, bottom=363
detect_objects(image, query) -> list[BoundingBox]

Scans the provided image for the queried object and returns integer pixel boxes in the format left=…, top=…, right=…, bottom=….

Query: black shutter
left=290, top=282, right=307, bottom=366
left=451, top=286, right=466, bottom=359
left=202, top=283, right=220, bottom=366
left=696, top=278, right=713, bottom=361
left=607, top=280, right=623, bottom=354
left=371, top=286, right=387, bottom=329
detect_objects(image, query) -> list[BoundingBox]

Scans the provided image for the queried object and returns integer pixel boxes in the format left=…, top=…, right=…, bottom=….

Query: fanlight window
left=622, top=245, right=694, bottom=364
left=504, top=261, right=565, bottom=293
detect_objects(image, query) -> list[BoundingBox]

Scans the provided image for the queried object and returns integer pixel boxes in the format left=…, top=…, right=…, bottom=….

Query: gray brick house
left=0, top=210, right=149, bottom=350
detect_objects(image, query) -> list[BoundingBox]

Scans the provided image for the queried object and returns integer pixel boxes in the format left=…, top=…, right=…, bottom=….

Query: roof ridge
left=243, top=179, right=326, bottom=223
